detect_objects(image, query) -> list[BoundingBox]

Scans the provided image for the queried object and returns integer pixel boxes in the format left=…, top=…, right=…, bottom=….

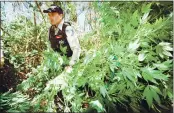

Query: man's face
left=48, top=12, right=62, bottom=25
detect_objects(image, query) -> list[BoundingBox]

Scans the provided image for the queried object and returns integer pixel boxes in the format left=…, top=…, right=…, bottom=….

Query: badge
left=56, top=35, right=62, bottom=39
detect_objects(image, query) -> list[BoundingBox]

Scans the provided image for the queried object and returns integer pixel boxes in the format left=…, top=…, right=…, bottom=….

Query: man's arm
left=0, top=40, right=4, bottom=68
left=65, top=26, right=81, bottom=66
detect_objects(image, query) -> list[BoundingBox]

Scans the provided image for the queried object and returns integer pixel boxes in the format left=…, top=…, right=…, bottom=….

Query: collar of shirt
left=58, top=19, right=64, bottom=31
left=54, top=19, right=64, bottom=35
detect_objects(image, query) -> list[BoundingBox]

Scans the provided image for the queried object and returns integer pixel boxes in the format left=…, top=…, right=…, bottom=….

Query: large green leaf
left=128, top=39, right=140, bottom=52
left=156, top=42, right=173, bottom=58
left=89, top=100, right=106, bottom=112
left=100, top=86, right=108, bottom=98
left=143, top=86, right=153, bottom=108
left=141, top=67, right=168, bottom=83
left=153, top=60, right=172, bottom=71
left=141, top=3, right=152, bottom=13
left=141, top=67, right=158, bottom=84
left=143, top=85, right=162, bottom=108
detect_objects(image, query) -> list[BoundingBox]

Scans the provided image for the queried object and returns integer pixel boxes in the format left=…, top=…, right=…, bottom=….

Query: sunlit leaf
left=90, top=100, right=106, bottom=112
left=128, top=39, right=140, bottom=52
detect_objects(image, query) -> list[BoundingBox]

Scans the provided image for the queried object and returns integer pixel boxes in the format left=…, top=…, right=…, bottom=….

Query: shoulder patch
left=65, top=26, right=74, bottom=36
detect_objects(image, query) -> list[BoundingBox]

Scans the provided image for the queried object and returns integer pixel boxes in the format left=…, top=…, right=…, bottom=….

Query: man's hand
left=64, top=65, right=72, bottom=73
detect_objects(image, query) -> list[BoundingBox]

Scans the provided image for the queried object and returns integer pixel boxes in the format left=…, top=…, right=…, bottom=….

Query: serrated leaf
left=156, top=42, right=173, bottom=58
left=162, top=51, right=172, bottom=57
left=132, top=10, right=139, bottom=26
left=150, top=86, right=161, bottom=104
left=100, top=86, right=107, bottom=98
left=90, top=100, right=105, bottom=112
left=163, top=46, right=173, bottom=51
left=122, top=68, right=137, bottom=82
left=153, top=60, right=172, bottom=71
left=159, top=42, right=171, bottom=46
left=138, top=53, right=146, bottom=61
left=140, top=12, right=149, bottom=24
left=141, top=68, right=158, bottom=84
left=143, top=86, right=153, bottom=108
left=150, top=85, right=162, bottom=95
left=128, top=39, right=140, bottom=52
left=151, top=71, right=168, bottom=81
left=167, top=91, right=173, bottom=100
left=142, top=67, right=168, bottom=82
left=110, top=64, right=115, bottom=72
left=156, top=44, right=164, bottom=58
left=141, top=3, right=152, bottom=13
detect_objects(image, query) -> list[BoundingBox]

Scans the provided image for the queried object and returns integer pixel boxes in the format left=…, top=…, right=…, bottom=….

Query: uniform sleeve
left=65, top=26, right=81, bottom=66
left=0, top=40, right=3, bottom=58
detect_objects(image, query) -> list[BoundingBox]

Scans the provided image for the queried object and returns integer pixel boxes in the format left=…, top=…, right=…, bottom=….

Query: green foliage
left=2, top=15, right=48, bottom=73
left=89, top=100, right=106, bottom=112
left=0, top=1, right=173, bottom=113
left=0, top=91, right=30, bottom=112
left=17, top=48, right=64, bottom=94
left=143, top=85, right=162, bottom=108
left=91, top=1, right=173, bottom=112
left=141, top=67, right=168, bottom=84
left=155, top=42, right=173, bottom=58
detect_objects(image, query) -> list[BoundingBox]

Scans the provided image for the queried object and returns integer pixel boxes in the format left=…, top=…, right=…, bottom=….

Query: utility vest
left=49, top=22, right=73, bottom=57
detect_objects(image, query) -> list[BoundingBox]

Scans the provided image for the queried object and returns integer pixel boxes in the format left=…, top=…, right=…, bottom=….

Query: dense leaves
left=0, top=1, right=173, bottom=113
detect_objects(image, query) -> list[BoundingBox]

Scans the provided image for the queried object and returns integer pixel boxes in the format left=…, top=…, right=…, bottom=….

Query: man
left=43, top=5, right=81, bottom=112
left=43, top=5, right=81, bottom=72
